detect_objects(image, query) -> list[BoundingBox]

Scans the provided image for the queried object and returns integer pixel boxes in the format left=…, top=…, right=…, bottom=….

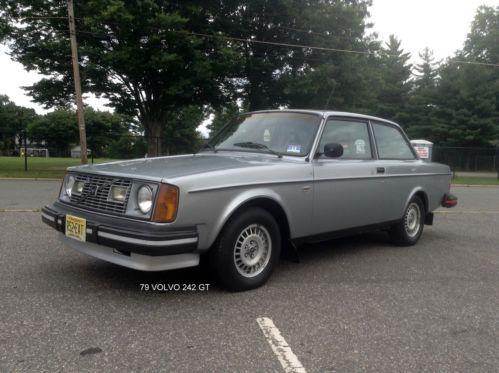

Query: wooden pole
left=67, top=0, right=87, bottom=164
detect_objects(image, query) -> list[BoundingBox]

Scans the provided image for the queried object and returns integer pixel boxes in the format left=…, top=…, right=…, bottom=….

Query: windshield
left=209, top=112, right=322, bottom=157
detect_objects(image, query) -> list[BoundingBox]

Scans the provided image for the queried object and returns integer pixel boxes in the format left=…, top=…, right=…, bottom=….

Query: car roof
left=246, top=109, right=401, bottom=128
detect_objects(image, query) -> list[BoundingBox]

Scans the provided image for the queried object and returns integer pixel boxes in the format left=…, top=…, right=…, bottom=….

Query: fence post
left=496, top=146, right=499, bottom=180
left=21, top=129, right=28, bottom=172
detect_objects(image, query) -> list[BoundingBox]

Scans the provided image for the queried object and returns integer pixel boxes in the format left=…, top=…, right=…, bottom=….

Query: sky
left=0, top=0, right=498, bottom=126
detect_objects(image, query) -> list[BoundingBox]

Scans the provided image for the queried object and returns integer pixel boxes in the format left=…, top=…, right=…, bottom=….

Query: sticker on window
left=354, top=139, right=366, bottom=154
left=263, top=129, right=271, bottom=142
left=287, top=144, right=302, bottom=153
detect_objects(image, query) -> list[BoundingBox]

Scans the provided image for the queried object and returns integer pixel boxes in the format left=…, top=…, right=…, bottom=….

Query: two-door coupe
left=42, top=110, right=457, bottom=290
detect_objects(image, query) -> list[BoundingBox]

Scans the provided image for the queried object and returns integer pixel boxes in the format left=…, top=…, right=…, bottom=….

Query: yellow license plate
left=65, top=215, right=87, bottom=242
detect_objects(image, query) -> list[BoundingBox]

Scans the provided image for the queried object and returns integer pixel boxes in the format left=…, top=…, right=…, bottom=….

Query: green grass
left=0, top=156, right=113, bottom=178
left=452, top=177, right=499, bottom=185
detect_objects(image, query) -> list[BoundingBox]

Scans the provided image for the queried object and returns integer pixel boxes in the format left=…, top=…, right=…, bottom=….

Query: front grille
left=69, top=174, right=132, bottom=215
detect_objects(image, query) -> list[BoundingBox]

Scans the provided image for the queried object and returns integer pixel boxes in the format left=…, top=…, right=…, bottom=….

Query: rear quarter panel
left=386, top=160, right=451, bottom=217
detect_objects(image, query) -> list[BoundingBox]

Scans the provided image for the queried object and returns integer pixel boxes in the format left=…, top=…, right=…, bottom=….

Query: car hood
left=68, top=153, right=290, bottom=181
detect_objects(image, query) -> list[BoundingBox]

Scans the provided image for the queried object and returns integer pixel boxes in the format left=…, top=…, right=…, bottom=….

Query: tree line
left=0, top=1, right=497, bottom=157
left=0, top=97, right=204, bottom=157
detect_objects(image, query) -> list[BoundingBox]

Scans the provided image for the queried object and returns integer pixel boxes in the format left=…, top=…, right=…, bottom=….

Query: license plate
left=65, top=215, right=86, bottom=242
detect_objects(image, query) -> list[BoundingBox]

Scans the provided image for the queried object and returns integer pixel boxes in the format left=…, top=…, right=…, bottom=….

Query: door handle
left=376, top=167, right=386, bottom=174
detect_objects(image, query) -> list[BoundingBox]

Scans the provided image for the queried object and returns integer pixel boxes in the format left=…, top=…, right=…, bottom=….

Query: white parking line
left=256, top=317, right=307, bottom=373
left=435, top=210, right=499, bottom=214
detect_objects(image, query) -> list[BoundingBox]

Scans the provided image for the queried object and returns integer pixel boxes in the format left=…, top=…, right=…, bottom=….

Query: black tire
left=389, top=195, right=425, bottom=246
left=209, top=207, right=281, bottom=291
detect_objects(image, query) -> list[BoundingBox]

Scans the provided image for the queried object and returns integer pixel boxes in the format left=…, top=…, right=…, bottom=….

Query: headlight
left=137, top=185, right=153, bottom=214
left=65, top=175, right=75, bottom=197
left=109, top=185, right=128, bottom=202
left=73, top=181, right=85, bottom=195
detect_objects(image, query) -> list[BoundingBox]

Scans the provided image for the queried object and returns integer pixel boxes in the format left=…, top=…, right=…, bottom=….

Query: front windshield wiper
left=233, top=142, right=283, bottom=158
left=196, top=142, right=217, bottom=154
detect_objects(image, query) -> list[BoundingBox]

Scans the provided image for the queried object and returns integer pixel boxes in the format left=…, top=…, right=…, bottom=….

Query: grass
left=451, top=177, right=499, bottom=186
left=0, top=156, right=112, bottom=179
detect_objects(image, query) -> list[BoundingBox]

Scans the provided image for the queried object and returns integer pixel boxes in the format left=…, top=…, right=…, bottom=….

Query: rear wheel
left=209, top=207, right=281, bottom=291
left=389, top=195, right=425, bottom=246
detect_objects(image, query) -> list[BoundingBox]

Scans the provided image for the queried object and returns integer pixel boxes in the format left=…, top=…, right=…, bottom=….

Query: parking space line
left=0, top=208, right=40, bottom=212
left=435, top=210, right=499, bottom=214
left=256, top=317, right=307, bottom=373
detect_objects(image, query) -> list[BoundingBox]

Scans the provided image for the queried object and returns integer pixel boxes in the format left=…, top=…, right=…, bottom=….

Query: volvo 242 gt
left=42, top=110, right=457, bottom=290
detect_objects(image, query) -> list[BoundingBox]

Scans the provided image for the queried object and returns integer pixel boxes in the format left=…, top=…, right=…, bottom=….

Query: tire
left=389, top=195, right=425, bottom=246
left=209, top=207, right=281, bottom=291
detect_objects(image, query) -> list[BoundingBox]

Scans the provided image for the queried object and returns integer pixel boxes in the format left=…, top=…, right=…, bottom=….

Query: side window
left=318, top=119, right=372, bottom=159
left=372, top=122, right=415, bottom=160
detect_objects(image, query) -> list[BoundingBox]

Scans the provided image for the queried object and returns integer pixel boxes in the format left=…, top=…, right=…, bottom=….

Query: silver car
left=42, top=110, right=458, bottom=291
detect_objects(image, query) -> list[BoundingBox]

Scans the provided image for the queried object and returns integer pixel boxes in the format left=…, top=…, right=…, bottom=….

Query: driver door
left=312, top=117, right=388, bottom=235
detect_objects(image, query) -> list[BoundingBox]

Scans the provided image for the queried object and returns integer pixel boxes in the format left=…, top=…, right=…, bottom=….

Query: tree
left=108, top=136, right=147, bottom=159
left=161, top=106, right=206, bottom=155
left=85, top=108, right=130, bottom=157
left=429, top=6, right=498, bottom=146
left=208, top=0, right=376, bottom=111
left=28, top=108, right=132, bottom=156
left=208, top=103, right=241, bottom=137
left=1, top=0, right=241, bottom=156
left=405, top=48, right=440, bottom=140
left=28, top=110, right=78, bottom=156
left=373, top=35, right=412, bottom=125
left=0, top=95, right=37, bottom=155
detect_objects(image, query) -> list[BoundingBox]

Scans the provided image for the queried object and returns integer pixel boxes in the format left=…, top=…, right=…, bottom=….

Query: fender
left=204, top=188, right=294, bottom=249
left=404, top=186, right=429, bottom=216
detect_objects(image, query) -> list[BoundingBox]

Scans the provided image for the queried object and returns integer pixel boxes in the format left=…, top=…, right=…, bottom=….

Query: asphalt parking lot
left=0, top=180, right=498, bottom=372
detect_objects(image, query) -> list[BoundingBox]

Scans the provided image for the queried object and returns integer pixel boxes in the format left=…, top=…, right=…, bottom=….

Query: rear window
left=372, top=122, right=415, bottom=160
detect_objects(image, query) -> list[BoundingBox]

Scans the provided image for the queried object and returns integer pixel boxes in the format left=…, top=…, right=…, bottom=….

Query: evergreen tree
left=374, top=35, right=412, bottom=125
left=431, top=6, right=498, bottom=146
left=406, top=48, right=440, bottom=140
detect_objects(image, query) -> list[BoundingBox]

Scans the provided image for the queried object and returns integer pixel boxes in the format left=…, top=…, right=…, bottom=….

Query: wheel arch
left=207, top=192, right=292, bottom=250
left=406, top=187, right=429, bottom=214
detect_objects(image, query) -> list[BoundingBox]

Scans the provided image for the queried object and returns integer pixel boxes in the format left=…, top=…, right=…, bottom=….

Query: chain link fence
left=8, top=133, right=499, bottom=179
left=433, top=146, right=499, bottom=176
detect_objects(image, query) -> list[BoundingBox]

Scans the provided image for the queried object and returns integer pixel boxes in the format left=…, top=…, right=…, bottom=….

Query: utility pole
left=67, top=0, right=87, bottom=164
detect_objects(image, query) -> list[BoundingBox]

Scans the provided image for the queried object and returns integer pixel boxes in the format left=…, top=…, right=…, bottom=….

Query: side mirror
left=323, top=143, right=343, bottom=158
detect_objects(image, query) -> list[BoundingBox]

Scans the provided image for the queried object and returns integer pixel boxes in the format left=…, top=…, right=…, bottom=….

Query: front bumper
left=42, top=201, right=199, bottom=269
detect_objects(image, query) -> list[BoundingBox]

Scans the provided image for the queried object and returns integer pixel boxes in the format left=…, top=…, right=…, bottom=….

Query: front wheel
left=209, top=207, right=281, bottom=291
left=389, top=195, right=425, bottom=246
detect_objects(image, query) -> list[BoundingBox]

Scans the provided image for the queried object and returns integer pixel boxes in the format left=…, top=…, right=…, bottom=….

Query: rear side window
left=372, top=122, right=415, bottom=160
left=318, top=119, right=373, bottom=159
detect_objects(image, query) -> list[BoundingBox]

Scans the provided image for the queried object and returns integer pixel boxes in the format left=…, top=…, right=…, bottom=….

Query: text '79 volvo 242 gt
left=42, top=110, right=458, bottom=291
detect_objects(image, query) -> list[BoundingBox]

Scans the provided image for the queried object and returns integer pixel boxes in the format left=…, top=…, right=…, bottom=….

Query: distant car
left=42, top=110, right=457, bottom=291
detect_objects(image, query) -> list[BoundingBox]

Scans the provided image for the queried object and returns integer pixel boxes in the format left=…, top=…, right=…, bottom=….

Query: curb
left=451, top=184, right=499, bottom=188
left=0, top=208, right=40, bottom=212
left=0, top=177, right=62, bottom=181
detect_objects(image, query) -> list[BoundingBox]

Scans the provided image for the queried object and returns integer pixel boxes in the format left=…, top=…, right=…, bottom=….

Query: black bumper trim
left=41, top=204, right=198, bottom=256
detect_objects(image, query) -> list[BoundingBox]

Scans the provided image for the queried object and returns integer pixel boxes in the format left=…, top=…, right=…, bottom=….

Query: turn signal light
left=152, top=184, right=179, bottom=222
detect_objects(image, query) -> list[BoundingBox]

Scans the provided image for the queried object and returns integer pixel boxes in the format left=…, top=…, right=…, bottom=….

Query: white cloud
left=369, top=0, right=499, bottom=64
left=0, top=45, right=112, bottom=114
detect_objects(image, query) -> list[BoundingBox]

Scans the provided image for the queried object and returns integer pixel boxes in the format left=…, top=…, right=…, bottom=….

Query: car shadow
left=68, top=230, right=394, bottom=294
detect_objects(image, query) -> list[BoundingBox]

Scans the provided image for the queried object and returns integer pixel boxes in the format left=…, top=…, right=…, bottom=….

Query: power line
left=176, top=30, right=499, bottom=68
left=11, top=15, right=499, bottom=68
